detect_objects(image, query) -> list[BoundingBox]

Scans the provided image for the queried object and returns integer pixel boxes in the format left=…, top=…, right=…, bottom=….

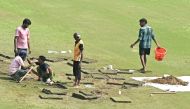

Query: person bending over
left=9, top=52, right=33, bottom=82
left=35, top=56, right=53, bottom=83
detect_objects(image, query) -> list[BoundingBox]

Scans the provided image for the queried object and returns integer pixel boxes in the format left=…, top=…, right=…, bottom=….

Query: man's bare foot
left=140, top=70, right=145, bottom=73
left=37, top=77, right=43, bottom=81
left=73, top=85, right=79, bottom=88
left=77, top=82, right=80, bottom=86
left=73, top=83, right=77, bottom=87
left=140, top=68, right=146, bottom=73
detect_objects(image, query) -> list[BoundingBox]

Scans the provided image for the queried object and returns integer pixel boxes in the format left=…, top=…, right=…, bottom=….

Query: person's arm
left=21, top=62, right=33, bottom=69
left=79, top=44, right=84, bottom=62
left=28, top=39, right=31, bottom=54
left=152, top=37, right=160, bottom=48
left=27, top=31, right=31, bottom=54
left=14, top=36, right=18, bottom=54
left=47, top=67, right=53, bottom=74
left=14, top=28, right=20, bottom=54
left=81, top=51, right=83, bottom=63
left=130, top=39, right=140, bottom=48
left=27, top=58, right=32, bottom=64
left=19, top=58, right=32, bottom=69
left=27, top=58, right=37, bottom=66
left=47, top=67, right=54, bottom=80
left=21, top=65, right=33, bottom=70
left=130, top=29, right=142, bottom=48
left=151, top=29, right=160, bottom=48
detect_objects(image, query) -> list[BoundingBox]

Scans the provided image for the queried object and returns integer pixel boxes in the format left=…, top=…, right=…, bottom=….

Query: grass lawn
left=0, top=0, right=190, bottom=109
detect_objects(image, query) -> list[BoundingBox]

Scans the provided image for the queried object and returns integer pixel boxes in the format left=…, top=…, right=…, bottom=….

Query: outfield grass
left=0, top=0, right=190, bottom=109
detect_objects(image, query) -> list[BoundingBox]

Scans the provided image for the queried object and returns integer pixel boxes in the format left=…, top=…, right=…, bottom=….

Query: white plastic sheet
left=132, top=76, right=190, bottom=92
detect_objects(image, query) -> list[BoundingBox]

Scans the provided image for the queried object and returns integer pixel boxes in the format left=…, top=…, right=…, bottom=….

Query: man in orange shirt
left=73, top=33, right=84, bottom=87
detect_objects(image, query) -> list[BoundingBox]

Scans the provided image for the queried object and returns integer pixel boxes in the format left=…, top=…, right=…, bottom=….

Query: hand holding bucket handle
left=156, top=43, right=161, bottom=49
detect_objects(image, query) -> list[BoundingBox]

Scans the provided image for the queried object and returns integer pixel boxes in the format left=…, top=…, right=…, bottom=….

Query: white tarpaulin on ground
left=131, top=76, right=190, bottom=92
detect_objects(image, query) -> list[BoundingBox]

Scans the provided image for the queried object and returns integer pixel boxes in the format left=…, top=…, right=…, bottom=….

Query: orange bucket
left=155, top=47, right=166, bottom=61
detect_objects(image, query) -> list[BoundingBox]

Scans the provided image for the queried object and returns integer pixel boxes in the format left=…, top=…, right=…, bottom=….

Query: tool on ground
left=18, top=66, right=35, bottom=83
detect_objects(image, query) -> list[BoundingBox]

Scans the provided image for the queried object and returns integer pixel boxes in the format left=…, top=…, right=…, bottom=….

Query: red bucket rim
left=155, top=47, right=167, bottom=54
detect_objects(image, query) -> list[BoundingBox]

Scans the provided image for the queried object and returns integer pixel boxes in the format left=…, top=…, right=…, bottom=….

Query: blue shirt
left=138, top=25, right=155, bottom=48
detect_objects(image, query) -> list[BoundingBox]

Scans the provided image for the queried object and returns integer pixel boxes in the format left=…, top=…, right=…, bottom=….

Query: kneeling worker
left=35, top=56, right=54, bottom=84
left=9, top=52, right=33, bottom=82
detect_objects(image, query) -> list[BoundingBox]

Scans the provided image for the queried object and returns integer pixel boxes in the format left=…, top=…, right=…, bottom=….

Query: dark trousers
left=139, top=48, right=150, bottom=56
left=73, top=61, right=81, bottom=80
left=11, top=69, right=27, bottom=81
left=15, top=48, right=27, bottom=60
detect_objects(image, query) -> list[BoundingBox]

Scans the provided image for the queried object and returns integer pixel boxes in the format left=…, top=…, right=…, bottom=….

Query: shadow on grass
left=0, top=76, right=13, bottom=81
left=0, top=53, right=13, bottom=59
left=118, top=68, right=152, bottom=73
left=0, top=71, right=8, bottom=76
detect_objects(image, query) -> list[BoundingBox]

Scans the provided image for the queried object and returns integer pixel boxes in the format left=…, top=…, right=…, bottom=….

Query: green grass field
left=0, top=0, right=190, bottom=109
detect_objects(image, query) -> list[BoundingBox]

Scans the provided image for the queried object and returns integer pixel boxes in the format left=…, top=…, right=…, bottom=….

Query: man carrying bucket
left=130, top=18, right=160, bottom=73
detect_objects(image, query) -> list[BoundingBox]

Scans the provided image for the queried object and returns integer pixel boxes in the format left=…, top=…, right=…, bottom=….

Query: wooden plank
left=124, top=79, right=143, bottom=86
left=121, top=85, right=133, bottom=89
left=81, top=69, right=89, bottom=74
left=107, top=75, right=125, bottom=80
left=72, top=93, right=98, bottom=100
left=72, top=93, right=86, bottom=100
left=18, top=67, right=35, bottom=83
left=107, top=82, right=124, bottom=85
left=117, top=70, right=133, bottom=74
left=79, top=90, right=94, bottom=96
left=110, top=97, right=132, bottom=103
left=45, top=58, right=55, bottom=62
left=55, top=81, right=73, bottom=84
left=99, top=69, right=117, bottom=75
left=0, top=53, right=13, bottom=59
left=71, top=58, right=97, bottom=64
left=67, top=61, right=73, bottom=67
left=110, top=78, right=125, bottom=80
left=81, top=69, right=100, bottom=74
left=150, top=92, right=176, bottom=94
left=53, top=83, right=68, bottom=89
left=91, top=90, right=108, bottom=96
left=65, top=73, right=74, bottom=76
left=92, top=74, right=107, bottom=80
left=67, top=76, right=75, bottom=80
left=83, top=74, right=93, bottom=79
left=107, top=80, right=124, bottom=85
left=39, top=95, right=63, bottom=100
left=82, top=58, right=98, bottom=64
left=81, top=82, right=94, bottom=85
left=30, top=57, right=69, bottom=63
left=42, top=88, right=67, bottom=95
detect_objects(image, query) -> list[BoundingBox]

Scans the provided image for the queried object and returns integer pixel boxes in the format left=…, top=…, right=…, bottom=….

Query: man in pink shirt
left=14, top=18, right=31, bottom=60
